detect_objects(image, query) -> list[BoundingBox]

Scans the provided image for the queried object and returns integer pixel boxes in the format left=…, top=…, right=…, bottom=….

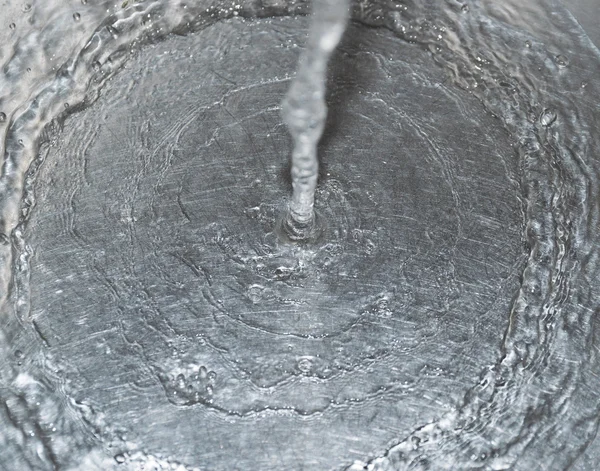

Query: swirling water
left=0, top=0, right=599, bottom=470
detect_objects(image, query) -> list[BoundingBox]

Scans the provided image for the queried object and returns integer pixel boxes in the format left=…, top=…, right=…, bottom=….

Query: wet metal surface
left=0, top=1, right=599, bottom=470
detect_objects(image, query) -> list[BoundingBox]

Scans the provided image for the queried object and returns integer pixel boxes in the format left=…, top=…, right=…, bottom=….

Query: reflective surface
left=0, top=1, right=599, bottom=470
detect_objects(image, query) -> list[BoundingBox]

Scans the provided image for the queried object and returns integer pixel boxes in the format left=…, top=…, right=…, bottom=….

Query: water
left=280, top=0, right=349, bottom=240
left=1, top=0, right=599, bottom=470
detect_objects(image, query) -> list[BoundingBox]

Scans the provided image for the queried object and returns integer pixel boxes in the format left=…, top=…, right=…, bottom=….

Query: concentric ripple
left=0, top=0, right=599, bottom=470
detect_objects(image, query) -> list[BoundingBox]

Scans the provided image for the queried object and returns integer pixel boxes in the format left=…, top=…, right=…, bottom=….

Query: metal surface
left=0, top=1, right=599, bottom=470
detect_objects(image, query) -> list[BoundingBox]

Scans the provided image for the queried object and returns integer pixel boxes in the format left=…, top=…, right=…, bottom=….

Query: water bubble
left=540, top=109, right=557, bottom=127
left=73, top=12, right=81, bottom=21
left=274, top=265, right=293, bottom=279
left=246, top=284, right=265, bottom=303
left=245, top=206, right=260, bottom=218
left=114, top=454, right=126, bottom=464
left=207, top=370, right=217, bottom=382
left=176, top=374, right=186, bottom=389
left=525, top=40, right=531, bottom=48
left=64, top=103, right=70, bottom=109
left=555, top=54, right=569, bottom=67
left=375, top=297, right=392, bottom=317
left=297, top=357, right=313, bottom=373
left=0, top=112, right=6, bottom=123
left=411, top=436, right=421, bottom=450
left=22, top=3, right=32, bottom=12
left=461, top=4, right=469, bottom=12
left=9, top=23, right=16, bottom=30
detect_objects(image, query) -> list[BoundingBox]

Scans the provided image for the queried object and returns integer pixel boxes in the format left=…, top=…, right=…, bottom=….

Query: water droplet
left=525, top=40, right=531, bottom=48
left=114, top=454, right=126, bottom=464
left=9, top=23, right=16, bottom=30
left=0, top=112, right=6, bottom=123
left=207, top=370, right=217, bottom=382
left=175, top=374, right=186, bottom=389
left=15, top=349, right=23, bottom=358
left=555, top=54, right=569, bottom=68
left=297, top=357, right=313, bottom=373
left=245, top=206, right=260, bottom=218
left=106, top=25, right=118, bottom=37
left=22, top=4, right=31, bottom=13
left=73, top=12, right=81, bottom=21
left=461, top=4, right=469, bottom=12
left=92, top=60, right=101, bottom=71
left=247, top=284, right=265, bottom=303
left=81, top=0, right=88, bottom=4
left=64, top=103, right=70, bottom=109
left=540, top=109, right=557, bottom=127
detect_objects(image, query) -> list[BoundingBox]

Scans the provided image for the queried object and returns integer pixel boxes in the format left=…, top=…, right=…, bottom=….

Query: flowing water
left=280, top=0, right=349, bottom=240
left=0, top=0, right=599, bottom=470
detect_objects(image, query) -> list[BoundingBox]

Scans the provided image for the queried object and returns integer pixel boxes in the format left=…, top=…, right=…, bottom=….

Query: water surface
left=0, top=0, right=599, bottom=470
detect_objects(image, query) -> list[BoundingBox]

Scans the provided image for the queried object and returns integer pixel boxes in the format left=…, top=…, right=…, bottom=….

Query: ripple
left=0, top=0, right=599, bottom=469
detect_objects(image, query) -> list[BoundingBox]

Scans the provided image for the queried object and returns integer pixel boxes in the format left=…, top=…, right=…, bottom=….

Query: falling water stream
left=0, top=0, right=599, bottom=470
left=280, top=0, right=349, bottom=241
